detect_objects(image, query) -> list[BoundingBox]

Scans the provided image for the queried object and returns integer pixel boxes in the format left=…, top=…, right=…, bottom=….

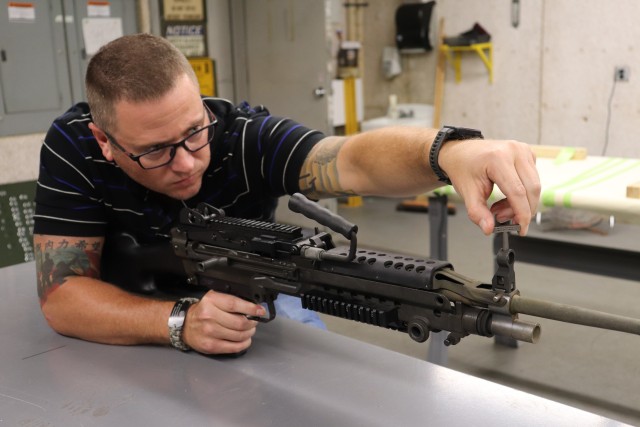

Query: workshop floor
left=276, top=197, right=640, bottom=426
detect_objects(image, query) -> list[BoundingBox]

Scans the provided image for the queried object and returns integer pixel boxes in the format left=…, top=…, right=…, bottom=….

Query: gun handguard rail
left=169, top=193, right=640, bottom=346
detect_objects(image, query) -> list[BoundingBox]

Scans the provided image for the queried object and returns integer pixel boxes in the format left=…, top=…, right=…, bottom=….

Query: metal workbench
left=0, top=262, right=627, bottom=426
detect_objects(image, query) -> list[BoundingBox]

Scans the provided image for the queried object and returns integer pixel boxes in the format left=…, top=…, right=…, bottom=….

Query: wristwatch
left=429, top=126, right=484, bottom=185
left=168, top=297, right=200, bottom=351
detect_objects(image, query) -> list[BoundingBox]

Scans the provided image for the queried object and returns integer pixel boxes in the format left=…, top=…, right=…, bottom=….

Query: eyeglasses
left=105, top=103, right=217, bottom=170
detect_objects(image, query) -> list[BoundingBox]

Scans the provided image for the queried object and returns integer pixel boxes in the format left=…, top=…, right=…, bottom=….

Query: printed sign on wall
left=162, top=0, right=204, bottom=21
left=165, top=23, right=206, bottom=57
left=8, top=2, right=36, bottom=22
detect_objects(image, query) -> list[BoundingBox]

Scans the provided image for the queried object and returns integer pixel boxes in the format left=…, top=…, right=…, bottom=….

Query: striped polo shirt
left=34, top=97, right=325, bottom=245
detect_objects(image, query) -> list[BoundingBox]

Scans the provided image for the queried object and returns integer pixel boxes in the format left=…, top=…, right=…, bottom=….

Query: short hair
left=86, top=33, right=198, bottom=132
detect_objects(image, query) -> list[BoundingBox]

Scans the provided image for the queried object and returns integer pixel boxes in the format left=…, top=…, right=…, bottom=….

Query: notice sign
left=165, top=23, right=205, bottom=57
left=8, top=2, right=35, bottom=22
left=163, top=0, right=204, bottom=21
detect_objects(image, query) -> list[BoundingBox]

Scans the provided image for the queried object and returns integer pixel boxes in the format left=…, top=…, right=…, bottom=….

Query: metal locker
left=65, top=0, right=138, bottom=103
left=0, top=1, right=74, bottom=135
left=0, top=0, right=138, bottom=137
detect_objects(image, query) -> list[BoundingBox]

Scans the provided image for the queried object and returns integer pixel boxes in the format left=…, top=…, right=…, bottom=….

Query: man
left=34, top=34, right=539, bottom=355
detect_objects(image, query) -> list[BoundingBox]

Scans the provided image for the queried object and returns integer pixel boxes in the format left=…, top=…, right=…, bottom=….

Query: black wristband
left=429, top=126, right=484, bottom=185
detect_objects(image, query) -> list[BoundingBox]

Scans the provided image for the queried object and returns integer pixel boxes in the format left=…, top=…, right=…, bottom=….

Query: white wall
left=539, top=0, right=640, bottom=157
left=420, top=0, right=640, bottom=158
left=436, top=0, right=543, bottom=144
left=0, top=134, right=44, bottom=184
left=371, top=0, right=640, bottom=157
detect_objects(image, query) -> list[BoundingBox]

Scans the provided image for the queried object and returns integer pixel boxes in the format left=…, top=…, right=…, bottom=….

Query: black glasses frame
left=105, top=103, right=217, bottom=170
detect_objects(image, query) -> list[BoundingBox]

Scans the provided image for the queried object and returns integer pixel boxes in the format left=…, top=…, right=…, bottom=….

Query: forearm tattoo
left=298, top=137, right=356, bottom=199
left=34, top=236, right=102, bottom=304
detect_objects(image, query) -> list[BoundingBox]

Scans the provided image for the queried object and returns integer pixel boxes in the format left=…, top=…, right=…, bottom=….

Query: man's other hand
left=439, top=139, right=540, bottom=236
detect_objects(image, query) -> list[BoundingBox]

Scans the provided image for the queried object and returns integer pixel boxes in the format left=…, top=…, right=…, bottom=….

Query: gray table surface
left=1, top=262, right=628, bottom=426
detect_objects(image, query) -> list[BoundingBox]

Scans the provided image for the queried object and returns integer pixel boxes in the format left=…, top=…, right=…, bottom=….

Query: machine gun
left=169, top=193, right=640, bottom=346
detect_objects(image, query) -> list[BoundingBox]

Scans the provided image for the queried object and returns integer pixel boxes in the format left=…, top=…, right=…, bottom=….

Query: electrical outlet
left=615, top=66, right=630, bottom=82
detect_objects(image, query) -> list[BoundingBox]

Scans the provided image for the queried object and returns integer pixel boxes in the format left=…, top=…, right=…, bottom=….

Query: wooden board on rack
left=432, top=17, right=446, bottom=129
left=626, top=182, right=640, bottom=199
left=531, top=145, right=587, bottom=160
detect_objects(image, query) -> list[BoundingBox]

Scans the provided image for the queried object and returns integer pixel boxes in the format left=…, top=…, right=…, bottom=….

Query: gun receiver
left=170, top=193, right=640, bottom=346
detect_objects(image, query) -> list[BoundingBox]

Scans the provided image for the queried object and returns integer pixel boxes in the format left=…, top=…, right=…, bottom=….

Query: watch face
left=168, top=314, right=185, bottom=329
left=168, top=298, right=199, bottom=351
left=452, top=127, right=483, bottom=140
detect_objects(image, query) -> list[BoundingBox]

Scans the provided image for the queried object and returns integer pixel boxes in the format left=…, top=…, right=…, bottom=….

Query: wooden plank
left=626, top=182, right=640, bottom=199
left=432, top=17, right=446, bottom=129
left=530, top=145, right=588, bottom=160
left=400, top=18, right=447, bottom=213
left=396, top=198, right=457, bottom=215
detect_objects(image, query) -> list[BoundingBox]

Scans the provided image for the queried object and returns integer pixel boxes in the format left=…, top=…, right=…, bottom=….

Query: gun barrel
left=490, top=314, right=541, bottom=343
left=511, top=295, right=640, bottom=336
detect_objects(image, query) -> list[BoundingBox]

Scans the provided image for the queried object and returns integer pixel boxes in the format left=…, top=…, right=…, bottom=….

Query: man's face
left=91, top=73, right=211, bottom=200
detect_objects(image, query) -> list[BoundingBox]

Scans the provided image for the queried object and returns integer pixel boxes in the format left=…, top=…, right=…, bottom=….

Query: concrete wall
left=361, top=0, right=640, bottom=158
left=0, top=134, right=44, bottom=184
left=539, top=0, right=640, bottom=158
left=361, top=1, right=438, bottom=119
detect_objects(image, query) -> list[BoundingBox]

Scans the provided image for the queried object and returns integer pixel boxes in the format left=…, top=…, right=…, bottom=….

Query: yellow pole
left=343, top=76, right=362, bottom=207
left=344, top=77, right=357, bottom=135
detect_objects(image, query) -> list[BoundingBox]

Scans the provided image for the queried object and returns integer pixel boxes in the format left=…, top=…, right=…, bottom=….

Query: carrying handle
left=288, top=193, right=358, bottom=241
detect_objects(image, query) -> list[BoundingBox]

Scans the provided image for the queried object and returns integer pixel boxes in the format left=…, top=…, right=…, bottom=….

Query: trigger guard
left=247, top=299, right=276, bottom=322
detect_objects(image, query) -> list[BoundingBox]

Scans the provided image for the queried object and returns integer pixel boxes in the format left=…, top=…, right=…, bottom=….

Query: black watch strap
left=429, top=125, right=484, bottom=185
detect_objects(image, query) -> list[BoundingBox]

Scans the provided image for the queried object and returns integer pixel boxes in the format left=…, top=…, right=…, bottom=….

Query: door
left=233, top=0, right=337, bottom=220
left=0, top=1, right=73, bottom=135
left=0, top=0, right=138, bottom=136
left=239, top=0, right=333, bottom=134
left=65, top=0, right=138, bottom=102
